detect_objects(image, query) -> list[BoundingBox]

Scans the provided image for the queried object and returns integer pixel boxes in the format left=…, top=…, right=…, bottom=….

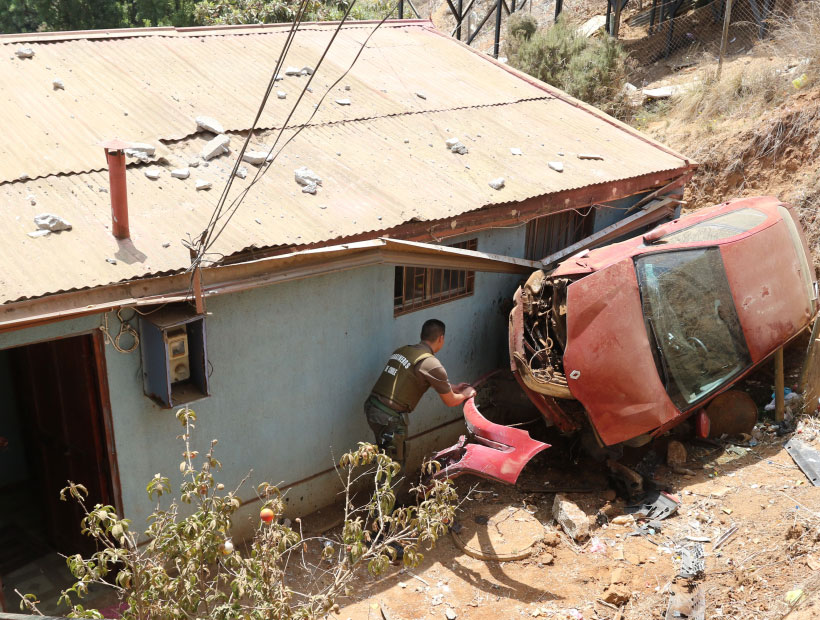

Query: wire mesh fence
left=621, top=0, right=789, bottom=65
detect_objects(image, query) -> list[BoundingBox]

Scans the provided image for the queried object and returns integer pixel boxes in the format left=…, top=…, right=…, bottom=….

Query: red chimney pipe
left=100, top=139, right=130, bottom=240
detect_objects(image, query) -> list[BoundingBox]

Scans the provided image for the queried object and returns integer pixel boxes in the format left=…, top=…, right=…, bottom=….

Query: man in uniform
left=365, top=319, right=476, bottom=469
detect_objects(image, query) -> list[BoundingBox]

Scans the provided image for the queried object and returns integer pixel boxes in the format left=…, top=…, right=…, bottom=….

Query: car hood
left=562, top=258, right=682, bottom=445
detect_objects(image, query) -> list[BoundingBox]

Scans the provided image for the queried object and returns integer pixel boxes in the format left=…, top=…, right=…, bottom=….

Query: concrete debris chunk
left=294, top=166, right=322, bottom=188
left=553, top=493, right=589, bottom=541
left=284, top=66, right=302, bottom=76
left=189, top=159, right=200, bottom=168
left=144, top=168, right=161, bottom=180
left=445, top=610, right=457, bottom=620
left=335, top=98, right=351, bottom=106
left=548, top=161, right=564, bottom=172
left=16, top=47, right=35, bottom=58
left=242, top=151, right=268, bottom=166
left=488, top=177, right=505, bottom=190
left=125, top=151, right=151, bottom=163
left=127, top=143, right=156, bottom=156
left=445, top=137, right=468, bottom=155
left=415, top=91, right=427, bottom=100
left=344, top=84, right=351, bottom=91
left=274, top=74, right=283, bottom=81
left=34, top=213, right=72, bottom=232
left=195, top=179, right=212, bottom=191
left=235, top=166, right=248, bottom=179
left=277, top=91, right=287, bottom=99
left=195, top=116, right=225, bottom=135
left=171, top=168, right=190, bottom=179
left=106, top=258, right=117, bottom=265
left=301, top=182, right=318, bottom=195
left=26, top=194, right=36, bottom=205
left=510, top=147, right=523, bottom=155
left=577, top=153, right=604, bottom=160
left=52, top=78, right=64, bottom=90
left=602, top=584, right=631, bottom=606
left=201, top=134, right=230, bottom=161
left=302, top=66, right=314, bottom=75
left=27, top=229, right=51, bottom=238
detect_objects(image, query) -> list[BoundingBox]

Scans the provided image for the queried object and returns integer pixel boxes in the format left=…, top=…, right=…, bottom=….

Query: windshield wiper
left=646, top=316, right=670, bottom=389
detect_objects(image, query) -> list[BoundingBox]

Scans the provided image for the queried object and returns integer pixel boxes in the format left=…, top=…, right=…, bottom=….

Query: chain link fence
left=621, top=0, right=789, bottom=65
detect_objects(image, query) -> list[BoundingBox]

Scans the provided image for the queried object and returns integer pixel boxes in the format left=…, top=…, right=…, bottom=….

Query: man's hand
left=453, top=383, right=476, bottom=398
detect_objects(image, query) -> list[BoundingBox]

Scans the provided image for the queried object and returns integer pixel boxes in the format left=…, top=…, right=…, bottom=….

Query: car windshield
left=653, top=208, right=767, bottom=244
left=635, top=248, right=751, bottom=410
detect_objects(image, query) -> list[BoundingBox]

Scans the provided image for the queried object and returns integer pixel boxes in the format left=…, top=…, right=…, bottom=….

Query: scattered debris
left=601, top=584, right=630, bottom=606
left=445, top=609, right=457, bottom=620
left=488, top=177, right=505, bottom=190
left=553, top=494, right=589, bottom=541
left=713, top=525, right=738, bottom=550
left=577, top=153, right=604, bottom=160
left=643, top=84, right=691, bottom=99
left=284, top=66, right=302, bottom=76
left=52, top=78, right=64, bottom=90
left=171, top=168, right=190, bottom=180
left=445, top=138, right=469, bottom=155
left=195, top=179, right=212, bottom=190
left=144, top=168, right=161, bottom=180
left=415, top=91, right=427, bottom=100
left=162, top=242, right=171, bottom=248
left=677, top=543, right=705, bottom=580
left=201, top=134, right=230, bottom=161
left=785, top=589, right=805, bottom=605
left=510, top=147, right=523, bottom=156
left=124, top=143, right=156, bottom=162
left=785, top=438, right=820, bottom=485
left=294, top=166, right=322, bottom=189
left=625, top=490, right=680, bottom=521
left=195, top=116, right=225, bottom=134
left=301, top=66, right=314, bottom=75
left=577, top=14, right=607, bottom=37
left=301, top=183, right=318, bottom=195
left=335, top=98, right=351, bottom=106
left=242, top=151, right=268, bottom=166
left=548, top=161, right=564, bottom=172
left=189, top=160, right=200, bottom=168
left=26, top=194, right=36, bottom=206
left=34, top=213, right=72, bottom=232
left=235, top=166, right=248, bottom=179
left=344, top=85, right=351, bottom=91
left=277, top=91, right=287, bottom=99
left=16, top=47, right=34, bottom=59
left=27, top=229, right=51, bottom=238
left=106, top=258, right=117, bottom=265
left=666, top=580, right=705, bottom=620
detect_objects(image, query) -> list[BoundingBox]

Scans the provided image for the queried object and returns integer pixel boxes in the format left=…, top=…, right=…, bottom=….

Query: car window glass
left=636, top=248, right=751, bottom=410
left=654, top=208, right=767, bottom=244
left=778, top=206, right=816, bottom=315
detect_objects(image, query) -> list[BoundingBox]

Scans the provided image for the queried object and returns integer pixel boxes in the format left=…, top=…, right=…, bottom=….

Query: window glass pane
left=655, top=208, right=767, bottom=244
left=635, top=248, right=751, bottom=409
left=778, top=206, right=816, bottom=315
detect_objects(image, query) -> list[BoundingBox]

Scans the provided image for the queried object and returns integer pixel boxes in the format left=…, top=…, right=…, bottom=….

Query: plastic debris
left=171, top=168, right=190, bottom=179
left=588, top=537, right=607, bottom=553
left=793, top=74, right=809, bottom=89
left=488, top=177, right=505, bottom=190
left=16, top=47, right=34, bottom=58
left=785, top=589, right=804, bottom=605
left=548, top=161, right=564, bottom=172
left=195, top=179, right=212, bottom=191
left=34, top=213, right=72, bottom=232
left=196, top=116, right=224, bottom=134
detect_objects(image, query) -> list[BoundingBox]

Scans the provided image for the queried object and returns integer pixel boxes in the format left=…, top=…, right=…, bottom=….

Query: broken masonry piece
left=144, top=168, right=161, bottom=180
left=235, top=166, right=248, bottom=179
left=277, top=91, right=287, bottom=99
left=488, top=177, right=505, bottom=190
left=548, top=161, right=564, bottom=172
left=301, top=182, right=318, bottom=195
left=16, top=47, right=34, bottom=58
left=284, top=66, right=302, bottom=76
left=344, top=84, right=351, bottom=91
left=415, top=91, right=427, bottom=99
left=445, top=610, right=457, bottom=620
left=553, top=494, right=589, bottom=541
left=106, top=258, right=117, bottom=265
left=302, top=66, right=314, bottom=75
left=242, top=151, right=268, bottom=166
left=189, top=159, right=200, bottom=168
left=195, top=179, right=212, bottom=191
left=294, top=166, right=322, bottom=188
left=171, top=168, right=190, bottom=179
left=195, top=116, right=225, bottom=135
left=201, top=134, right=230, bottom=161
left=27, top=229, right=51, bottom=238
left=52, top=78, right=64, bottom=90
left=577, top=153, right=604, bottom=160
left=335, top=98, right=351, bottom=106
left=510, top=147, right=522, bottom=155
left=34, top=213, right=72, bottom=232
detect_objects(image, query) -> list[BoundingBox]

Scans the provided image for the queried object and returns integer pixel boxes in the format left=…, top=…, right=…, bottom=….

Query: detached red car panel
left=511, top=196, right=816, bottom=446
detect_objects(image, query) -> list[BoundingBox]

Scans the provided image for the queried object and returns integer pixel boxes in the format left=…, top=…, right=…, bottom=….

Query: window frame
left=393, top=239, right=477, bottom=316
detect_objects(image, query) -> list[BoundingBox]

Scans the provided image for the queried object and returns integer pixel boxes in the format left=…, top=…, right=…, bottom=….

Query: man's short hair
left=421, top=319, right=445, bottom=342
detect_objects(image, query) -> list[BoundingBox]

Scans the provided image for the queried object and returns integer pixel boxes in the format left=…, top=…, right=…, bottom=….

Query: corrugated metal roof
left=0, top=21, right=693, bottom=305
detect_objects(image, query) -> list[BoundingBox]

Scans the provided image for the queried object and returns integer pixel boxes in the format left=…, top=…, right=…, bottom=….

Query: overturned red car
left=437, top=196, right=817, bottom=484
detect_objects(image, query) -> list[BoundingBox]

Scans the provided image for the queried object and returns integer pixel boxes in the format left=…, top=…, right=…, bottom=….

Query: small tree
left=505, top=15, right=632, bottom=117
left=19, top=407, right=458, bottom=619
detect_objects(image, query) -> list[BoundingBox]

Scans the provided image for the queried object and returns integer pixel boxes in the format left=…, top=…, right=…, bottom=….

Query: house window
left=394, top=239, right=477, bottom=316
left=525, top=208, right=594, bottom=260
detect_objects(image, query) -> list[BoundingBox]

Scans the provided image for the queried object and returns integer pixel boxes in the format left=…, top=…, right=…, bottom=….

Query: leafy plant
left=193, top=0, right=391, bottom=26
left=19, top=406, right=458, bottom=620
left=505, top=15, right=632, bottom=117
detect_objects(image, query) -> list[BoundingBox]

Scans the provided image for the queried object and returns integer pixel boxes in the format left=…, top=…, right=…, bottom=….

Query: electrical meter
left=165, top=326, right=190, bottom=383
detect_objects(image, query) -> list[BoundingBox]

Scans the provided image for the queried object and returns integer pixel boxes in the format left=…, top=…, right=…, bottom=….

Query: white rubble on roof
left=34, top=213, right=72, bottom=232
left=201, top=134, right=230, bottom=160
left=196, top=116, right=225, bottom=134
left=242, top=151, right=268, bottom=166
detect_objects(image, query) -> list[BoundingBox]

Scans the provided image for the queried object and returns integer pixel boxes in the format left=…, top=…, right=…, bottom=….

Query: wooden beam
left=775, top=347, right=785, bottom=422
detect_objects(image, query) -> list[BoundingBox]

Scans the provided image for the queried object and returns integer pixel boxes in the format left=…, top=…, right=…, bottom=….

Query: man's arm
left=438, top=384, right=476, bottom=407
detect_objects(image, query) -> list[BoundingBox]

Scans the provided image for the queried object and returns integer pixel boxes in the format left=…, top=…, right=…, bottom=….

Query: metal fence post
left=716, top=0, right=733, bottom=80
left=398, top=0, right=404, bottom=19
left=456, top=0, right=463, bottom=39
left=493, top=0, right=502, bottom=57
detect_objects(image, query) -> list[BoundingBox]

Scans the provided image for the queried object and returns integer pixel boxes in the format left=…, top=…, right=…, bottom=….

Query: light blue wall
left=0, top=225, right=527, bottom=540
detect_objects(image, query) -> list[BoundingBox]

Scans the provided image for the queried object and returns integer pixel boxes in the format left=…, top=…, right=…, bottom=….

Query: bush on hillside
left=505, top=16, right=631, bottom=117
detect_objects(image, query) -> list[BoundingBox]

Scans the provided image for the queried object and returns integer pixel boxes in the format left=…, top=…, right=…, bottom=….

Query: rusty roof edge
left=422, top=25, right=693, bottom=166
left=0, top=19, right=431, bottom=44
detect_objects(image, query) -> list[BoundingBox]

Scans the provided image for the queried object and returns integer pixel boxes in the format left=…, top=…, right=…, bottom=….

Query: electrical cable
left=99, top=309, right=140, bottom=354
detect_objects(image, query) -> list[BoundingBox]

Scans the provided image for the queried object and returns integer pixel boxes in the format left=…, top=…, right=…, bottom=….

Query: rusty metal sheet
left=0, top=96, right=688, bottom=304
left=721, top=220, right=813, bottom=363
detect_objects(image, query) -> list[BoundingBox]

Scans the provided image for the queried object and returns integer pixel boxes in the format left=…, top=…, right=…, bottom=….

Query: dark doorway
left=0, top=332, right=117, bottom=609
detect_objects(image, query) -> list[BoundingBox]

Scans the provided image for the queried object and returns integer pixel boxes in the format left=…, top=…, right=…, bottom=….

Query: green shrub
left=505, top=16, right=631, bottom=117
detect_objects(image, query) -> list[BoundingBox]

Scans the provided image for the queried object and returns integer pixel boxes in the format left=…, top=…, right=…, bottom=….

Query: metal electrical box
left=139, top=305, right=209, bottom=408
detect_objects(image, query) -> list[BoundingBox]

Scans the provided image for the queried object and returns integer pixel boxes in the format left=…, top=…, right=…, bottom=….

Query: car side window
left=654, top=208, right=767, bottom=245
left=635, top=248, right=751, bottom=410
